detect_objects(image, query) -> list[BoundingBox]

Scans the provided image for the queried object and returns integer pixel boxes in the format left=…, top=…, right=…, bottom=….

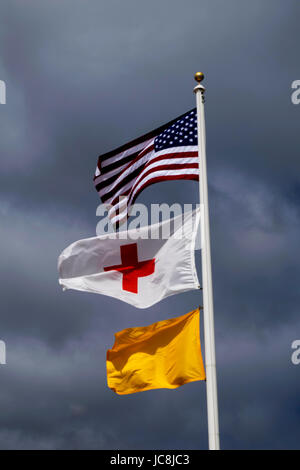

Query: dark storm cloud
left=0, top=0, right=299, bottom=449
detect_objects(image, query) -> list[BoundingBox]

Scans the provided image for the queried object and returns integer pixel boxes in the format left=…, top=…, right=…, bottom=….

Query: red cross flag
left=58, top=209, right=200, bottom=309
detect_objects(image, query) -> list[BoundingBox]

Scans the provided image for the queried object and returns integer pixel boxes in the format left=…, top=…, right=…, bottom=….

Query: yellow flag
left=106, top=308, right=206, bottom=395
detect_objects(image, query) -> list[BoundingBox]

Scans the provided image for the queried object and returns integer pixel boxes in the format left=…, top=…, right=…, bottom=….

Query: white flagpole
left=194, top=72, right=220, bottom=450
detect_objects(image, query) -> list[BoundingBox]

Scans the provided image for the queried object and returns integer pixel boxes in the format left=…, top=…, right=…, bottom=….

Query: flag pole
left=194, top=72, right=220, bottom=450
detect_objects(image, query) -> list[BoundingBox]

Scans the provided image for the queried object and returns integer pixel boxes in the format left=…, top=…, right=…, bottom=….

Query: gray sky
left=0, top=0, right=299, bottom=449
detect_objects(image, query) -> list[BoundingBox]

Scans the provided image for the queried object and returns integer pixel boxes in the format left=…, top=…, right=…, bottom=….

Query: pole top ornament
left=194, top=72, right=204, bottom=83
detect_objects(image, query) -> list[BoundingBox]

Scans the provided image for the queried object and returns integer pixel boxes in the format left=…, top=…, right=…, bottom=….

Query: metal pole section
left=194, top=72, right=220, bottom=450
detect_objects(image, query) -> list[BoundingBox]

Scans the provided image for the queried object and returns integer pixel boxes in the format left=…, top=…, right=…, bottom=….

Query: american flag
left=94, top=108, right=199, bottom=227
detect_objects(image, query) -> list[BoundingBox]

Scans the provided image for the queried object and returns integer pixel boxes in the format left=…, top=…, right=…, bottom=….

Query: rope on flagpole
left=194, top=72, right=220, bottom=450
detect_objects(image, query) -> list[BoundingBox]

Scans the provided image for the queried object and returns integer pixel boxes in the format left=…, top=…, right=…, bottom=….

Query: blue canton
left=154, top=109, right=198, bottom=152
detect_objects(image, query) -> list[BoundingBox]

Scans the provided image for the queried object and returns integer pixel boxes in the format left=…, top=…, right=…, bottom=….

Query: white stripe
left=100, top=138, right=153, bottom=168
left=128, top=167, right=199, bottom=207
left=143, top=155, right=198, bottom=173
left=94, top=161, right=131, bottom=185
left=107, top=197, right=129, bottom=221
left=110, top=168, right=199, bottom=224
left=107, top=196, right=129, bottom=214
left=130, top=155, right=198, bottom=193
left=98, top=143, right=195, bottom=180
left=154, top=145, right=198, bottom=157
left=100, top=149, right=155, bottom=204
left=98, top=146, right=155, bottom=198
left=108, top=158, right=198, bottom=213
left=103, top=179, right=135, bottom=205
left=99, top=147, right=196, bottom=199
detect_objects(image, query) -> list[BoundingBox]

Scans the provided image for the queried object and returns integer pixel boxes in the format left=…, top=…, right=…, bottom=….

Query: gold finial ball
left=194, top=72, right=204, bottom=83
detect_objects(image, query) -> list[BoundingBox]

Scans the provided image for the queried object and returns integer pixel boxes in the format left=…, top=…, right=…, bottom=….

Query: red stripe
left=128, top=163, right=198, bottom=201
left=129, top=173, right=199, bottom=207
left=98, top=150, right=140, bottom=176
left=143, top=151, right=198, bottom=171
left=109, top=163, right=198, bottom=210
left=97, top=108, right=195, bottom=163
left=97, top=144, right=155, bottom=200
left=109, top=163, right=198, bottom=209
left=113, top=173, right=199, bottom=224
left=110, top=188, right=131, bottom=207
left=102, top=142, right=154, bottom=177
left=101, top=151, right=197, bottom=202
left=136, top=163, right=198, bottom=186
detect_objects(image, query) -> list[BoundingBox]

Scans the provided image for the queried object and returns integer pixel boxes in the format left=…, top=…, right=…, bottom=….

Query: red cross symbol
left=103, top=243, right=155, bottom=294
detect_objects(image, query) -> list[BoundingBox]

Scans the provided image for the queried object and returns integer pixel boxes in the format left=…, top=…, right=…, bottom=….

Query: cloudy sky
left=0, top=0, right=299, bottom=449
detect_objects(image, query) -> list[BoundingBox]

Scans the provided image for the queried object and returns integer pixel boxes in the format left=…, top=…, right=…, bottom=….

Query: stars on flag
left=155, top=110, right=197, bottom=151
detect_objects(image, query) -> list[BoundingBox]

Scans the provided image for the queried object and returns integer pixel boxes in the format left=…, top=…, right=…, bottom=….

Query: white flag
left=58, top=209, right=200, bottom=309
